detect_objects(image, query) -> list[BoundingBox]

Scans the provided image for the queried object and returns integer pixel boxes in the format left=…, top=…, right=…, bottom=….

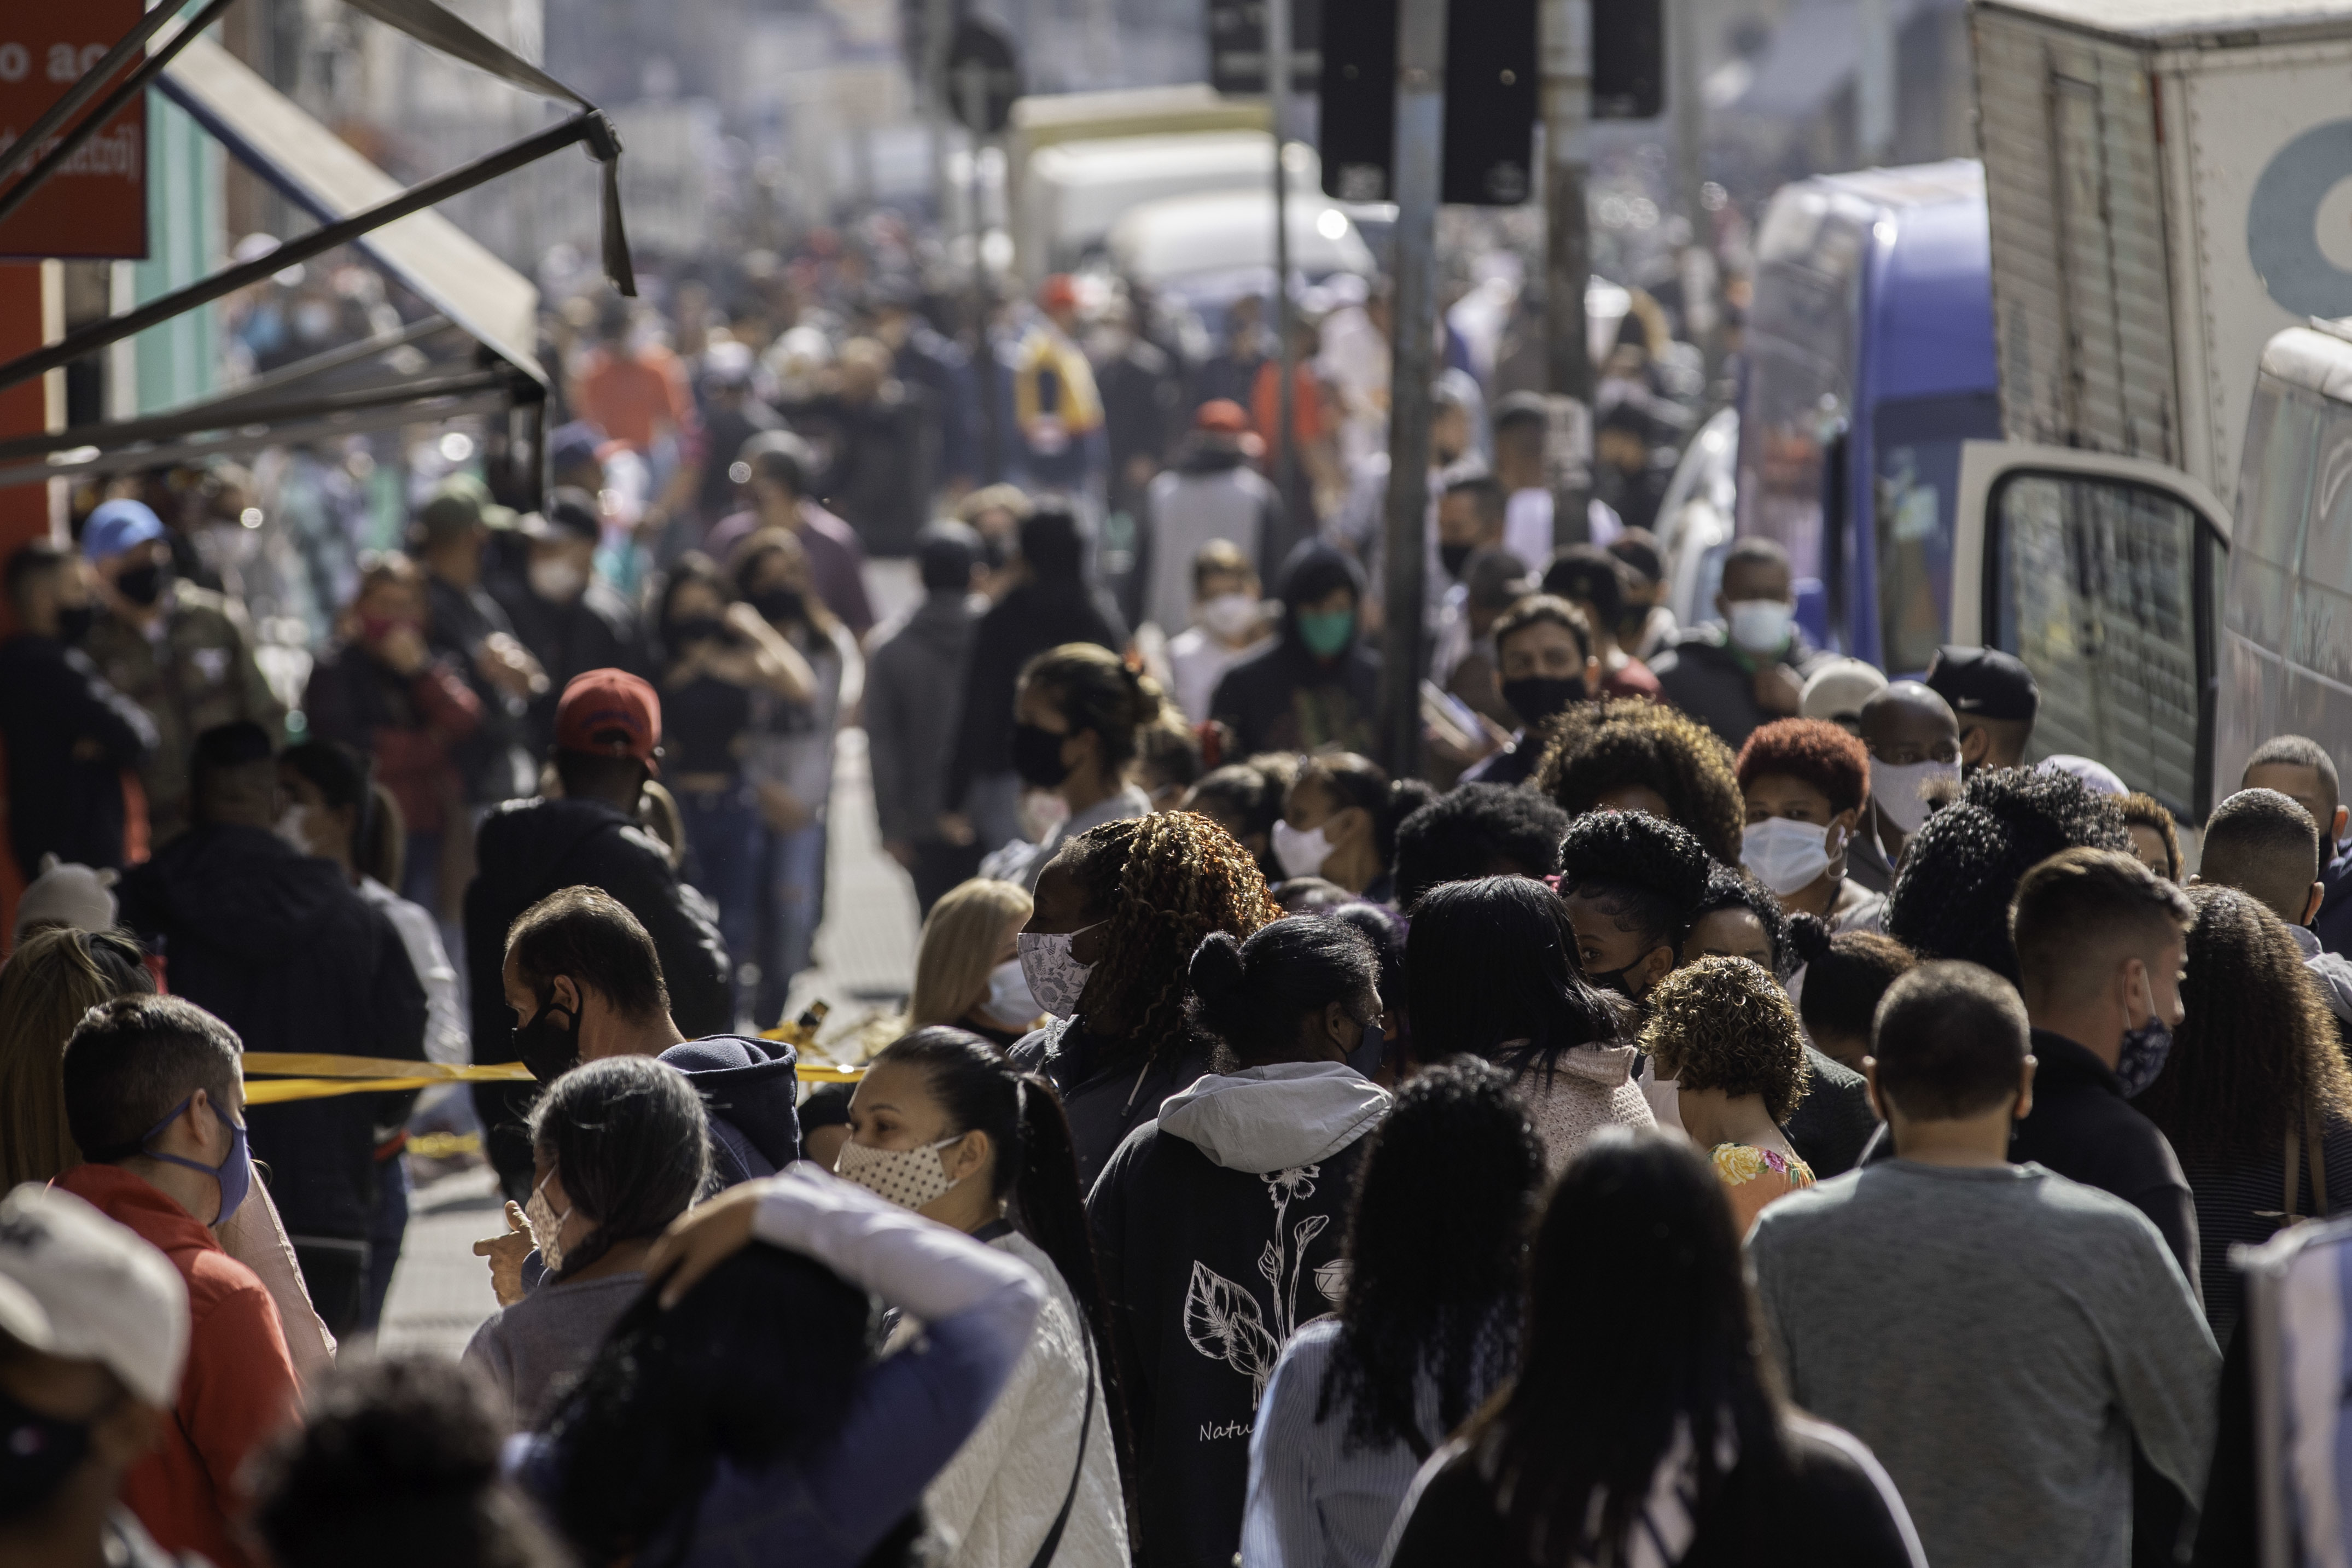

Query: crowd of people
left=3, top=245, right=2350, bottom=1568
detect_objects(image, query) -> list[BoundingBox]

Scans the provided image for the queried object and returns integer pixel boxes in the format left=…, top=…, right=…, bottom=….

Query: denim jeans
left=678, top=782, right=762, bottom=1021
left=755, top=819, right=828, bottom=1028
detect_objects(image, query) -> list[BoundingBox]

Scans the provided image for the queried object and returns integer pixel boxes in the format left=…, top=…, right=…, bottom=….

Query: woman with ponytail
left=982, top=642, right=1166, bottom=893
left=830, top=1027, right=1131, bottom=1567
left=463, top=1056, right=710, bottom=1426
left=1272, top=752, right=1437, bottom=904
left=1087, top=919, right=1391, bottom=1568
left=1011, top=809, right=1283, bottom=1182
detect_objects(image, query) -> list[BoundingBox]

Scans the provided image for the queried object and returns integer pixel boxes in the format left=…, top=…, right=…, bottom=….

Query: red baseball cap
left=1195, top=399, right=1249, bottom=434
left=555, top=669, right=661, bottom=773
left=1039, top=273, right=1079, bottom=313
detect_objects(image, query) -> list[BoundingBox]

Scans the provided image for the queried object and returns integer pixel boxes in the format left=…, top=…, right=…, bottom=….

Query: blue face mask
left=2115, top=980, right=2175, bottom=1099
left=131, top=1093, right=252, bottom=1225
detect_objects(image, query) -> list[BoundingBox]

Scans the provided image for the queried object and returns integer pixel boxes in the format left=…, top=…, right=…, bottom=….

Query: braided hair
left=1056, top=811, right=1281, bottom=1059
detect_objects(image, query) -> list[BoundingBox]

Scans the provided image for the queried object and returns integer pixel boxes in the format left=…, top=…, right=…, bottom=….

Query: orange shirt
left=53, top=1164, right=300, bottom=1568
left=1250, top=359, right=1326, bottom=452
left=570, top=344, right=697, bottom=450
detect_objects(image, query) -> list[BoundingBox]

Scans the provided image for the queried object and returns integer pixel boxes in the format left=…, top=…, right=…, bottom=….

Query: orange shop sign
left=0, top=2, right=147, bottom=261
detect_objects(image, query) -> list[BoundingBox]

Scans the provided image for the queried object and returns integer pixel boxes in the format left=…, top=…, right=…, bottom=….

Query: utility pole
left=1858, top=0, right=1894, bottom=164
left=1378, top=0, right=1446, bottom=780
left=1669, top=0, right=1720, bottom=391
left=1542, top=0, right=1593, bottom=549
left=1269, top=0, right=1297, bottom=518
left=960, top=62, right=1005, bottom=484
left=927, top=0, right=953, bottom=220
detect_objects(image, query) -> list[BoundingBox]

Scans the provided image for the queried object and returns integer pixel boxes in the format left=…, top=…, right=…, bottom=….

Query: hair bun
left=1787, top=913, right=1833, bottom=968
left=1189, top=931, right=1247, bottom=1002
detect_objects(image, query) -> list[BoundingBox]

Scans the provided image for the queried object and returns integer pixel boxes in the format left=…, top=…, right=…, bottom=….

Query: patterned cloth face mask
left=524, top=1175, right=575, bottom=1273
left=1017, top=922, right=1103, bottom=1019
left=836, top=1135, right=966, bottom=1210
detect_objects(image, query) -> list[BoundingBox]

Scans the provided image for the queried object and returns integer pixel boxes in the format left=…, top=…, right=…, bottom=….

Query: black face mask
left=1583, top=946, right=1664, bottom=1002
left=1501, top=675, right=1586, bottom=729
left=114, top=563, right=166, bottom=609
left=750, top=587, right=805, bottom=626
left=1011, top=721, right=1075, bottom=789
left=54, top=604, right=95, bottom=646
left=515, top=998, right=579, bottom=1083
left=1439, top=541, right=1475, bottom=580
left=666, top=615, right=724, bottom=650
left=0, top=1388, right=92, bottom=1523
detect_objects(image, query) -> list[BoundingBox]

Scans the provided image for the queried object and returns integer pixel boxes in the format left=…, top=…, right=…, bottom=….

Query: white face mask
left=1871, top=757, right=1961, bottom=835
left=530, top=556, right=590, bottom=602
left=1199, top=592, right=1261, bottom=642
left=1741, top=816, right=1841, bottom=896
left=980, top=957, right=1041, bottom=1030
left=835, top=1134, right=965, bottom=1211
left=1726, top=598, right=1794, bottom=655
left=1273, top=819, right=1334, bottom=880
left=524, top=1175, right=575, bottom=1273
left=275, top=803, right=313, bottom=855
left=1017, top=923, right=1102, bottom=1019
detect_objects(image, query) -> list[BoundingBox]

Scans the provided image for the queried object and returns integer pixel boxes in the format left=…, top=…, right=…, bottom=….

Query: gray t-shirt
left=1748, top=1160, right=2220, bottom=1568
left=463, top=1270, right=648, bottom=1429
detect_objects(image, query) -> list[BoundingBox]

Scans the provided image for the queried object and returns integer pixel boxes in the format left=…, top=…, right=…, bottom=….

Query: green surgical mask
left=1295, top=608, right=1355, bottom=658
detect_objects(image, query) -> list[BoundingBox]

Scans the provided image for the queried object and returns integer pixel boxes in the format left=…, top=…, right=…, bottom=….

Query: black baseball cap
left=1925, top=645, right=2039, bottom=722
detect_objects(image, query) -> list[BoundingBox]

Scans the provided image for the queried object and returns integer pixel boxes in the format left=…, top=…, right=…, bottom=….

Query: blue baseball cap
left=81, top=499, right=166, bottom=562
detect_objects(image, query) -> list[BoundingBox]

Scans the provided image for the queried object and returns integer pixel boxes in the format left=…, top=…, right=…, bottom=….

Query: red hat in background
left=1194, top=399, right=1250, bottom=434
left=1039, top=274, right=1079, bottom=313
left=555, top=669, right=661, bottom=772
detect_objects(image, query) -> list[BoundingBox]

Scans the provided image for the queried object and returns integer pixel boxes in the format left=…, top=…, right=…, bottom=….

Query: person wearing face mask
left=52, top=997, right=302, bottom=1568
left=300, top=555, right=486, bottom=916
left=981, top=644, right=1162, bottom=895
left=1848, top=681, right=1962, bottom=895
left=1404, top=877, right=1651, bottom=1173
left=81, top=499, right=284, bottom=846
left=837, top=1029, right=1133, bottom=1568
left=464, top=1056, right=711, bottom=1428
left=117, top=723, right=428, bottom=1336
left=0, top=1184, right=208, bottom=1568
left=1088, top=921, right=1392, bottom=1568
left=1165, top=541, right=1274, bottom=726
left=1273, top=753, right=1435, bottom=905
left=868, top=525, right=989, bottom=916
left=1736, top=718, right=1883, bottom=932
left=1009, top=812, right=1284, bottom=1184
left=1552, top=809, right=1713, bottom=1008
left=1139, top=401, right=1282, bottom=643
left=1649, top=537, right=1828, bottom=749
left=493, top=488, right=650, bottom=760
left=1462, top=596, right=1599, bottom=786
left=0, top=540, right=156, bottom=879
left=907, top=878, right=1042, bottom=1050
left=1210, top=542, right=1381, bottom=757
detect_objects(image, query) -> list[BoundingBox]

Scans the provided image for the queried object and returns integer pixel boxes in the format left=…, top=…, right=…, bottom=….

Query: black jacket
left=1649, top=625, right=1831, bottom=750
left=1209, top=636, right=1380, bottom=758
left=119, top=824, right=427, bottom=1239
left=1858, top=1028, right=2202, bottom=1296
left=0, top=634, right=156, bottom=876
left=1011, top=1015, right=1218, bottom=1190
left=1785, top=1044, right=1878, bottom=1180
left=1087, top=1064, right=1390, bottom=1568
left=1386, top=1417, right=1923, bottom=1568
left=491, top=580, right=651, bottom=759
left=463, top=796, right=733, bottom=1182
left=944, top=579, right=1125, bottom=808
left=659, top=1034, right=803, bottom=1186
left=865, top=592, right=977, bottom=846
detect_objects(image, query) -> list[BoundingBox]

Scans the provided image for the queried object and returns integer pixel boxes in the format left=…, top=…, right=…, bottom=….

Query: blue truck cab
left=1735, top=159, right=2001, bottom=672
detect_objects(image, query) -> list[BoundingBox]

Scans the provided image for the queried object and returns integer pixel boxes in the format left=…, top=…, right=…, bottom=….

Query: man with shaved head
left=2193, top=785, right=2352, bottom=1024
left=1847, top=680, right=1961, bottom=895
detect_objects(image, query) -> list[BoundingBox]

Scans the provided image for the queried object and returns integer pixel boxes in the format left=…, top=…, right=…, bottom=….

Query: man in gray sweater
left=866, top=523, right=983, bottom=914
left=1749, top=960, right=2219, bottom=1568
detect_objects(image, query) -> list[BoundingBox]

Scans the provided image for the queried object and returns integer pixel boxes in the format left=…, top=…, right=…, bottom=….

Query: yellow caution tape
left=406, top=1131, right=482, bottom=1159
left=238, top=1051, right=860, bottom=1104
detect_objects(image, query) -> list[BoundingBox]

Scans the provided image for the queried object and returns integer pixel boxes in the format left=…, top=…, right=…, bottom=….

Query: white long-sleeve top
left=888, top=1231, right=1131, bottom=1568
left=358, top=875, right=467, bottom=1065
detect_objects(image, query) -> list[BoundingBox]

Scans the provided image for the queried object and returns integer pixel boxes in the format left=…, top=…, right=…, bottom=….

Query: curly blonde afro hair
left=1637, top=955, right=1810, bottom=1123
left=1533, top=697, right=1745, bottom=865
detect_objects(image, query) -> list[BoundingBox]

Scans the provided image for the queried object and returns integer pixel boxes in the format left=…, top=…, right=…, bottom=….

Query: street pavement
left=375, top=562, right=928, bottom=1356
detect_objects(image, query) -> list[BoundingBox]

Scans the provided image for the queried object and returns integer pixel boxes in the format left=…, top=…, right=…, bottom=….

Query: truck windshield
left=1990, top=473, right=2215, bottom=817
left=1874, top=392, right=2002, bottom=674
left=1738, top=219, right=1862, bottom=572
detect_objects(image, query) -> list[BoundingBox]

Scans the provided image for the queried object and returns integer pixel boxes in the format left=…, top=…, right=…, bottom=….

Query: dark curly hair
left=1554, top=809, right=1714, bottom=959
left=1735, top=719, right=1870, bottom=818
left=1638, top=955, right=1811, bottom=1123
left=1687, top=865, right=1824, bottom=983
left=1792, top=931, right=1917, bottom=1065
left=1406, top=876, right=1632, bottom=1070
left=1056, top=811, right=1282, bottom=1062
left=1884, top=766, right=2130, bottom=981
left=2117, top=791, right=2183, bottom=882
left=1534, top=697, right=1744, bottom=864
left=248, top=1357, right=569, bottom=1568
left=1392, top=784, right=1571, bottom=912
left=2136, top=886, right=2352, bottom=1162
left=1317, top=1058, right=1543, bottom=1455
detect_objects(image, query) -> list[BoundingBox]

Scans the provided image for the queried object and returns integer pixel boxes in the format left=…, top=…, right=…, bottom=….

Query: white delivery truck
left=1944, top=0, right=2352, bottom=817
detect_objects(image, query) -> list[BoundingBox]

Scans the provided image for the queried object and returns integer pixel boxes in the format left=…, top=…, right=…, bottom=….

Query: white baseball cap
left=1800, top=657, right=1890, bottom=727
left=0, top=1185, right=188, bottom=1407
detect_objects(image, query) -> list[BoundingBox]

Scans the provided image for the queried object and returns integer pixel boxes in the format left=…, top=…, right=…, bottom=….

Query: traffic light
left=1593, top=0, right=1664, bottom=119
left=1317, top=0, right=1536, bottom=205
